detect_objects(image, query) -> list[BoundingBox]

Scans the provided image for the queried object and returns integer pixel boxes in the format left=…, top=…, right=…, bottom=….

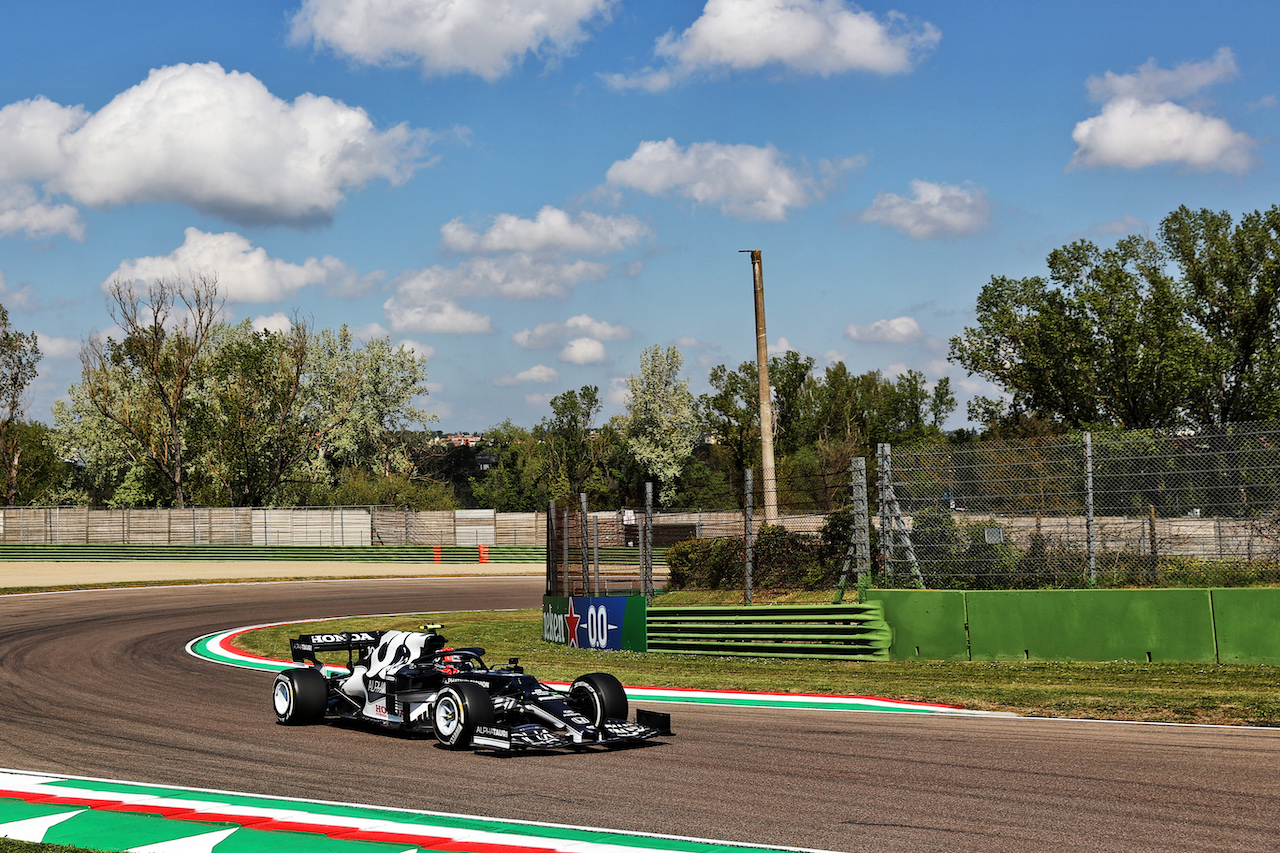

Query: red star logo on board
left=565, top=600, right=581, bottom=648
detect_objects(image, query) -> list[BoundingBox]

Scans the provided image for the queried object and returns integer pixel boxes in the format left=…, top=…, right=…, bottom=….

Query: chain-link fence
left=883, top=421, right=1280, bottom=589
left=546, top=464, right=869, bottom=600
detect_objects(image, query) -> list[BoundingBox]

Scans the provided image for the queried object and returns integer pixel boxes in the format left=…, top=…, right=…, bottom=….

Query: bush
left=665, top=536, right=744, bottom=590
left=666, top=515, right=862, bottom=592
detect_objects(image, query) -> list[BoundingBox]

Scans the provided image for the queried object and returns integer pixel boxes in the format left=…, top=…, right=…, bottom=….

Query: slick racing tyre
left=273, top=667, right=328, bottom=725
left=569, top=672, right=628, bottom=727
left=431, top=683, right=494, bottom=749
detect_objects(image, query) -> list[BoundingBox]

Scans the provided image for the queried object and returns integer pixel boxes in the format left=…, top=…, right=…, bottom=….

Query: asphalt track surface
left=1, top=577, right=1278, bottom=852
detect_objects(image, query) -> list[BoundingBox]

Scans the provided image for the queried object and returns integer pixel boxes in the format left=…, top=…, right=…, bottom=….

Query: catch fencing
left=883, top=421, right=1280, bottom=589
left=545, top=468, right=863, bottom=600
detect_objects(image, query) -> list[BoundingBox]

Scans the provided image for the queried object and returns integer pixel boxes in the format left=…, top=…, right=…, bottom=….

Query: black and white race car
left=271, top=626, right=672, bottom=751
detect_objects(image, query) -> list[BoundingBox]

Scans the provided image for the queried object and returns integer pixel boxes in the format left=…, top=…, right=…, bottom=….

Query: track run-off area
left=1, top=574, right=1278, bottom=852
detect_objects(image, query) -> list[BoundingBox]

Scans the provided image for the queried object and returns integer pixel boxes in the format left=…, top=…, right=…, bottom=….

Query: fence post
left=592, top=516, right=600, bottom=596
left=1084, top=431, right=1096, bottom=586
left=546, top=500, right=557, bottom=596
left=644, top=482, right=654, bottom=603
left=877, top=444, right=891, bottom=580
left=744, top=468, right=754, bottom=605
left=563, top=506, right=571, bottom=595
left=834, top=456, right=871, bottom=603
left=579, top=493, right=591, bottom=595
left=1148, top=504, right=1159, bottom=585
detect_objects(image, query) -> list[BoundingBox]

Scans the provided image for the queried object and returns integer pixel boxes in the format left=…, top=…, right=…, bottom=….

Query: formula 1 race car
left=271, top=626, right=672, bottom=752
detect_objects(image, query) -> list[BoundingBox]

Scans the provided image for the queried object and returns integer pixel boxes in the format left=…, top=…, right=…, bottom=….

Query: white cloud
left=845, top=316, right=922, bottom=343
left=673, top=335, right=718, bottom=351
left=290, top=0, right=615, bottom=82
left=513, top=314, right=631, bottom=349
left=1069, top=98, right=1254, bottom=173
left=1071, top=49, right=1255, bottom=174
left=560, top=337, right=607, bottom=364
left=384, top=294, right=493, bottom=335
left=605, top=0, right=939, bottom=91
left=395, top=338, right=435, bottom=360
left=351, top=322, right=390, bottom=340
left=607, top=138, right=842, bottom=221
left=494, top=364, right=560, bottom=386
left=385, top=254, right=614, bottom=335
left=35, top=333, right=79, bottom=359
left=524, top=392, right=556, bottom=408
left=251, top=313, right=295, bottom=334
left=0, top=97, right=86, bottom=182
left=599, top=376, right=626, bottom=408
left=107, top=227, right=364, bottom=303
left=441, top=206, right=650, bottom=254
left=0, top=272, right=32, bottom=312
left=768, top=336, right=800, bottom=356
left=1086, top=47, right=1237, bottom=103
left=0, top=63, right=429, bottom=227
left=0, top=183, right=83, bottom=241
left=859, top=180, right=989, bottom=239
left=1093, top=215, right=1147, bottom=236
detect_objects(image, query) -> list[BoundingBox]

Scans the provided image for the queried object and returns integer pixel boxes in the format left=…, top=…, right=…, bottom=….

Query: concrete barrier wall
left=864, top=588, right=1280, bottom=663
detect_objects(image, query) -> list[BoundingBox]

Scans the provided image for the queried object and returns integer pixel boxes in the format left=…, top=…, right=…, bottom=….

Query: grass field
left=232, top=602, right=1280, bottom=727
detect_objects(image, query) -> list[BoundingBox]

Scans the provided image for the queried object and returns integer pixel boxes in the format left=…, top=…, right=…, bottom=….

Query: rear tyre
left=569, top=672, right=628, bottom=727
left=273, top=668, right=328, bottom=725
left=431, top=683, right=494, bottom=749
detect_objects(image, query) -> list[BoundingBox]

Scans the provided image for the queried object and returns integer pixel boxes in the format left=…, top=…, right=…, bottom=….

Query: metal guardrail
left=646, top=603, right=891, bottom=660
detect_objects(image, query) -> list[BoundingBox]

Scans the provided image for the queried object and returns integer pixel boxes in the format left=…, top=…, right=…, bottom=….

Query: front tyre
left=273, top=668, right=328, bottom=725
left=569, top=672, right=628, bottom=727
left=431, top=683, right=494, bottom=749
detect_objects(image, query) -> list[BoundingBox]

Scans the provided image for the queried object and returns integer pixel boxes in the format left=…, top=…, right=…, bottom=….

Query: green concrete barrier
left=1210, top=587, right=1280, bottom=664
left=865, top=588, right=1280, bottom=663
left=965, top=589, right=1218, bottom=662
left=860, top=590, right=969, bottom=660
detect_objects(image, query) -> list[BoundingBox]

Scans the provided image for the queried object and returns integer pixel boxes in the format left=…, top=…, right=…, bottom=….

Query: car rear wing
left=289, top=631, right=385, bottom=666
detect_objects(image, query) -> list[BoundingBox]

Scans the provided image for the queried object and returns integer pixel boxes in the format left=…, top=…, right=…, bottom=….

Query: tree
left=79, top=275, right=222, bottom=508
left=768, top=350, right=817, bottom=455
left=1160, top=205, right=1280, bottom=426
left=536, top=386, right=621, bottom=506
left=624, top=345, right=700, bottom=506
left=191, top=319, right=312, bottom=506
left=930, top=377, right=957, bottom=430
left=697, top=361, right=759, bottom=473
left=950, top=234, right=1199, bottom=430
left=0, top=303, right=41, bottom=505
left=470, top=420, right=548, bottom=511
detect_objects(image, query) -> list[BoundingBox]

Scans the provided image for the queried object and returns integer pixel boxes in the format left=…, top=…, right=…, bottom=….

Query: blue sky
left=2, top=1, right=1278, bottom=432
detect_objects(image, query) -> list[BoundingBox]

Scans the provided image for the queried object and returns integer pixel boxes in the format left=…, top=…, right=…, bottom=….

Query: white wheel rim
left=434, top=695, right=460, bottom=736
left=273, top=681, right=292, bottom=716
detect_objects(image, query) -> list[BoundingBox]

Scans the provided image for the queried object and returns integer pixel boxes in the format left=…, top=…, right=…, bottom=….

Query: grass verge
left=232, top=606, right=1280, bottom=727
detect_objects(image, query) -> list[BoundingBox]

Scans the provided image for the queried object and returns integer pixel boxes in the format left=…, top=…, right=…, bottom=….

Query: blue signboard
left=542, top=595, right=646, bottom=652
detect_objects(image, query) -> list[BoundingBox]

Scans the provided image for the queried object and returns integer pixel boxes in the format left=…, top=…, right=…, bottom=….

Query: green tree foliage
left=59, top=280, right=434, bottom=507
left=700, top=356, right=951, bottom=472
left=192, top=319, right=312, bottom=506
left=1160, top=205, right=1280, bottom=426
left=624, top=345, right=700, bottom=506
left=469, top=420, right=548, bottom=512
left=0, top=303, right=42, bottom=504
left=79, top=275, right=223, bottom=508
left=952, top=206, right=1280, bottom=431
left=697, top=360, right=760, bottom=473
left=535, top=385, right=622, bottom=506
